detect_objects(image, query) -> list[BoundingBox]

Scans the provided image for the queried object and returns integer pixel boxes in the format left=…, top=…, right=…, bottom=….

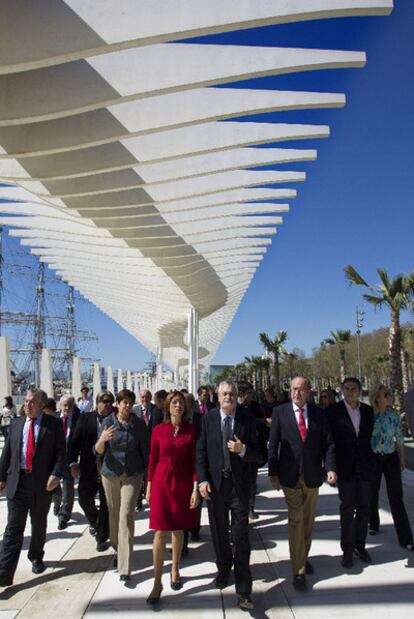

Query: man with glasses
left=327, top=377, right=375, bottom=568
left=69, top=390, right=114, bottom=551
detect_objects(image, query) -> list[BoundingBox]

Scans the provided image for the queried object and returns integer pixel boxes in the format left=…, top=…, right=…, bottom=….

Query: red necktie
left=143, top=408, right=149, bottom=426
left=200, top=402, right=205, bottom=415
left=26, top=418, right=36, bottom=472
left=62, top=416, right=68, bottom=437
left=298, top=407, right=307, bottom=442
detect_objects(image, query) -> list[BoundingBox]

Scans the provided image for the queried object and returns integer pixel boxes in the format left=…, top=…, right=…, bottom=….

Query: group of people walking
left=0, top=376, right=412, bottom=610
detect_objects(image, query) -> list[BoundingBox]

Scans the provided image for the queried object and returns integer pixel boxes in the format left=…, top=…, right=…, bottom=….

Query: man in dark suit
left=195, top=385, right=214, bottom=415
left=327, top=377, right=375, bottom=568
left=133, top=388, right=163, bottom=510
left=0, top=388, right=65, bottom=587
left=69, top=390, right=114, bottom=551
left=268, top=377, right=336, bottom=590
left=54, top=394, right=80, bottom=530
left=196, top=380, right=258, bottom=611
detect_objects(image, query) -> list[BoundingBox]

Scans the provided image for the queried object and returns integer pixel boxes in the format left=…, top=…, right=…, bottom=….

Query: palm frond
left=344, top=265, right=369, bottom=288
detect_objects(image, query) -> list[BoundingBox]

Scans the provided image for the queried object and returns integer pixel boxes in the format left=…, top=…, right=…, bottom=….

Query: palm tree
left=323, top=329, right=352, bottom=382
left=344, top=266, right=414, bottom=410
left=259, top=330, right=287, bottom=391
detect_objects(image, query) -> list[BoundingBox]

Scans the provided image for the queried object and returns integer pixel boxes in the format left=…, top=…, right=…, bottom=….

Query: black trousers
left=0, top=472, right=51, bottom=580
left=369, top=451, right=413, bottom=546
left=78, top=475, right=109, bottom=543
left=207, top=475, right=252, bottom=595
left=338, top=475, right=372, bottom=553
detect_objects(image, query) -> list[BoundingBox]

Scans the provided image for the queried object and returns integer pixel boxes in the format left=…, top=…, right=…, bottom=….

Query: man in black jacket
left=196, top=380, right=258, bottom=611
left=54, top=395, right=80, bottom=530
left=327, top=377, right=375, bottom=568
left=0, top=389, right=65, bottom=586
left=268, top=377, right=336, bottom=590
left=69, top=390, right=114, bottom=551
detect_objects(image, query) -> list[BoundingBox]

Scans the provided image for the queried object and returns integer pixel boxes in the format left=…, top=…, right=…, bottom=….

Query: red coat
left=148, top=421, right=198, bottom=530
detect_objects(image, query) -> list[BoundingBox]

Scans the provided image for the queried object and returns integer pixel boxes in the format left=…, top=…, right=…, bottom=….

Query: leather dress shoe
left=292, top=574, right=306, bottom=591
left=32, top=559, right=45, bottom=574
left=96, top=540, right=109, bottom=552
left=89, top=526, right=97, bottom=537
left=214, top=572, right=230, bottom=589
left=238, top=595, right=254, bottom=610
left=341, top=552, right=354, bottom=568
left=58, top=519, right=68, bottom=531
left=112, top=554, right=117, bottom=568
left=305, top=560, right=314, bottom=574
left=119, top=575, right=130, bottom=582
left=355, top=548, right=372, bottom=563
left=0, top=574, right=13, bottom=587
left=190, top=531, right=200, bottom=542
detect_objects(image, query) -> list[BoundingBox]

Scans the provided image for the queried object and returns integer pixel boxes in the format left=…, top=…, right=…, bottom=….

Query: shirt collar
left=344, top=399, right=360, bottom=414
left=220, top=409, right=236, bottom=422
left=292, top=402, right=307, bottom=414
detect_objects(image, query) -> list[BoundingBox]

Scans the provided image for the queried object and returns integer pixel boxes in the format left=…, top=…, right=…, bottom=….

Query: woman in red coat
left=146, top=390, right=199, bottom=604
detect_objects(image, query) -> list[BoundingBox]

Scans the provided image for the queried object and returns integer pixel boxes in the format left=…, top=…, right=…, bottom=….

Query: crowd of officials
left=0, top=377, right=413, bottom=610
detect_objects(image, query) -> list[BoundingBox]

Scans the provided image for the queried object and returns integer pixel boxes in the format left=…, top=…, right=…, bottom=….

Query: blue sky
left=1, top=2, right=413, bottom=372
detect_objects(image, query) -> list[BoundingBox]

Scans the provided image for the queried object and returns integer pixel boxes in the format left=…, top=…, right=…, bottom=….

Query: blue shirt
left=21, top=414, right=44, bottom=469
left=371, top=407, right=404, bottom=455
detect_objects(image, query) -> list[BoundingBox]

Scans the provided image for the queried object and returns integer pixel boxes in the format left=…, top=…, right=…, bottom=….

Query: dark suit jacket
left=69, top=410, right=103, bottom=482
left=327, top=400, right=375, bottom=482
left=0, top=414, right=66, bottom=499
left=268, top=403, right=335, bottom=489
left=196, top=406, right=259, bottom=494
left=61, top=409, right=80, bottom=469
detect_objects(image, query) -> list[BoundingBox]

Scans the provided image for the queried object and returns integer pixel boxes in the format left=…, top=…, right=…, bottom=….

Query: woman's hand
left=190, top=489, right=200, bottom=509
left=145, top=482, right=151, bottom=506
left=100, top=425, right=116, bottom=443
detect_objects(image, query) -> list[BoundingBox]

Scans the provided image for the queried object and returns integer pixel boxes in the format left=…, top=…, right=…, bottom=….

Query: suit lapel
left=287, top=403, right=302, bottom=443
left=340, top=401, right=358, bottom=435
left=35, top=414, right=47, bottom=452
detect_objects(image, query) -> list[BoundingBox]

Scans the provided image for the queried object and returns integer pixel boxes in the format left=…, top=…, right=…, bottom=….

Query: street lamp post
left=356, top=306, right=365, bottom=383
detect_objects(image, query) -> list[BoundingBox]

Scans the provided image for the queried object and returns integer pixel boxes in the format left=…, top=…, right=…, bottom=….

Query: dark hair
left=4, top=396, right=13, bottom=408
left=116, top=389, right=136, bottom=404
left=342, top=377, right=362, bottom=390
left=154, top=389, right=168, bottom=401
left=164, top=390, right=187, bottom=423
left=180, top=388, right=189, bottom=395
left=197, top=385, right=208, bottom=396
left=44, top=398, right=57, bottom=412
left=96, top=390, right=115, bottom=405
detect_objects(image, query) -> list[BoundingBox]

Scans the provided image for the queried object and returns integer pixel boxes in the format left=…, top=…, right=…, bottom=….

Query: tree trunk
left=389, top=309, right=403, bottom=410
left=401, top=347, right=410, bottom=392
left=273, top=354, right=280, bottom=392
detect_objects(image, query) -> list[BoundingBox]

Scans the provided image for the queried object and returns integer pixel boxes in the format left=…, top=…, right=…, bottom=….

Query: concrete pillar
left=117, top=368, right=123, bottom=394
left=0, top=337, right=12, bottom=403
left=156, top=345, right=163, bottom=391
left=126, top=370, right=132, bottom=390
left=71, top=356, right=81, bottom=399
left=188, top=308, right=199, bottom=395
left=93, top=362, right=101, bottom=403
left=133, top=372, right=140, bottom=399
left=40, top=348, right=53, bottom=398
left=107, top=365, right=114, bottom=395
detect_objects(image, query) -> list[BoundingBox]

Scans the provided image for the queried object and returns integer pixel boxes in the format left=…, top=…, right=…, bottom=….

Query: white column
left=156, top=345, right=163, bottom=391
left=126, top=370, right=132, bottom=390
left=71, top=356, right=81, bottom=399
left=117, top=368, right=123, bottom=394
left=133, top=372, right=140, bottom=399
left=0, top=337, right=12, bottom=403
left=188, top=308, right=199, bottom=395
left=40, top=348, right=53, bottom=397
left=107, top=365, right=114, bottom=395
left=93, top=362, right=101, bottom=403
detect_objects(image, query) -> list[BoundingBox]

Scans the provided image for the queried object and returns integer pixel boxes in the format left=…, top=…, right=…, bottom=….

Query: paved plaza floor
left=0, top=452, right=413, bottom=618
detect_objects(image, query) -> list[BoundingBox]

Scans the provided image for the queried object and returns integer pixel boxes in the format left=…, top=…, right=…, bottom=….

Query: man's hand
left=70, top=463, right=80, bottom=479
left=266, top=418, right=272, bottom=427
left=228, top=435, right=243, bottom=454
left=326, top=471, right=337, bottom=485
left=0, top=481, right=6, bottom=492
left=270, top=475, right=281, bottom=491
left=199, top=481, right=211, bottom=500
left=46, top=475, right=60, bottom=492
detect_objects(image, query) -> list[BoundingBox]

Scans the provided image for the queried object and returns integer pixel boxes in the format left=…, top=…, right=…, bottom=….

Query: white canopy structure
left=0, top=1, right=393, bottom=390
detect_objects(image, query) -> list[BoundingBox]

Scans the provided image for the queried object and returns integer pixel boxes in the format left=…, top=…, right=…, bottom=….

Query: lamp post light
left=356, top=306, right=365, bottom=383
